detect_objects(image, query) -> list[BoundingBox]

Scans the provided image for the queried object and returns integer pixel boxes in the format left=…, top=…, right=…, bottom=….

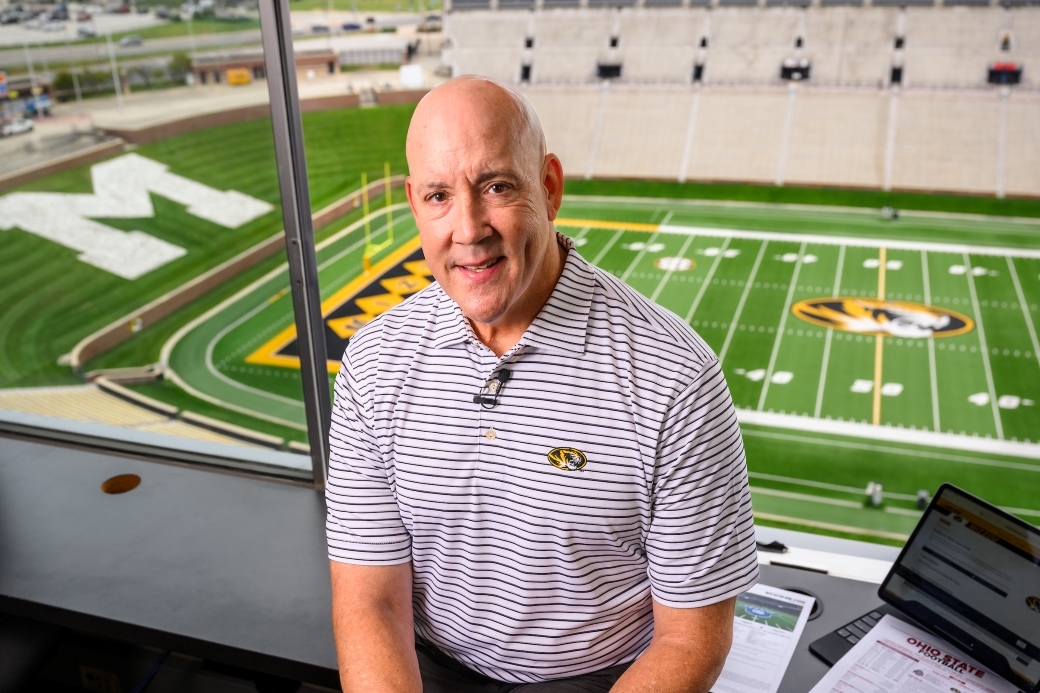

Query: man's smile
left=456, top=256, right=505, bottom=280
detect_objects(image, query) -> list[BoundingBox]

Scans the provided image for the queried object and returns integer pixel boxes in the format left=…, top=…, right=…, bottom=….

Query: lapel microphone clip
left=473, top=368, right=511, bottom=409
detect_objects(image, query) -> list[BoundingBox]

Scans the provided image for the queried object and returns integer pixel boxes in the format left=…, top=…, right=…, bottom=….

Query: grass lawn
left=0, top=103, right=415, bottom=389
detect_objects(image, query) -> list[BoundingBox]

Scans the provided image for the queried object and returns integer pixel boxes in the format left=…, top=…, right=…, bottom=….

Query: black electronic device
left=472, top=369, right=511, bottom=408
left=809, top=484, right=1040, bottom=693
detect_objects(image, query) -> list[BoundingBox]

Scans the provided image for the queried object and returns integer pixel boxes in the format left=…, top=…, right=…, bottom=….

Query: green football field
left=163, top=195, right=1040, bottom=544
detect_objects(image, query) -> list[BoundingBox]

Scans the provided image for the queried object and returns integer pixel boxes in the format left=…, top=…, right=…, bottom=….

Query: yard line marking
left=758, top=241, right=807, bottom=411
left=752, top=512, right=910, bottom=541
left=650, top=233, right=696, bottom=303
left=574, top=225, right=592, bottom=241
left=815, top=244, right=845, bottom=418
left=1007, top=256, right=1040, bottom=377
left=922, top=250, right=941, bottom=432
left=591, top=229, right=625, bottom=266
left=656, top=224, right=1040, bottom=259
left=873, top=247, right=887, bottom=426
left=660, top=211, right=674, bottom=226
left=750, top=486, right=863, bottom=508
left=719, top=240, right=769, bottom=365
left=556, top=218, right=659, bottom=232
left=620, top=230, right=661, bottom=282
left=740, top=427, right=1040, bottom=469
left=684, top=236, right=731, bottom=322
left=749, top=470, right=920, bottom=501
left=963, top=252, right=1004, bottom=439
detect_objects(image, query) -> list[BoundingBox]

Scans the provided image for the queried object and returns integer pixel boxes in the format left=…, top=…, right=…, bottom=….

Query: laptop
left=809, top=483, right=1040, bottom=693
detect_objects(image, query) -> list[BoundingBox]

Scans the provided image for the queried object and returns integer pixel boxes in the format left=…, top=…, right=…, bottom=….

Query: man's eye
left=428, top=192, right=447, bottom=203
left=489, top=183, right=509, bottom=194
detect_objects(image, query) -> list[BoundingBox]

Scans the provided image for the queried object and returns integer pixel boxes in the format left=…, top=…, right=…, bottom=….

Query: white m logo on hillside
left=0, top=153, right=274, bottom=280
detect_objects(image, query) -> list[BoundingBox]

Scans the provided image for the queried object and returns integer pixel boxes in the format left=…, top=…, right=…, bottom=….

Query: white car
left=2, top=118, right=35, bottom=137
left=42, top=20, right=65, bottom=31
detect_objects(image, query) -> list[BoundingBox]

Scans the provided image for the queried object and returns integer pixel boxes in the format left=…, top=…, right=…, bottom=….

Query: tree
left=169, top=51, right=192, bottom=82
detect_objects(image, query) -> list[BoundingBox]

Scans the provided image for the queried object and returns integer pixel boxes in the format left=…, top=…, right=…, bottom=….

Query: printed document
left=808, top=614, right=1020, bottom=693
left=712, top=584, right=815, bottom=693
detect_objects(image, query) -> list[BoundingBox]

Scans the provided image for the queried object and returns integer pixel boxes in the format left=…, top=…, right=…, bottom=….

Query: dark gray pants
left=416, top=638, right=632, bottom=693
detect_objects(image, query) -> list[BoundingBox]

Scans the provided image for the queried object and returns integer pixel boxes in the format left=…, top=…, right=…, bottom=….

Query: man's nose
left=452, top=190, right=491, bottom=245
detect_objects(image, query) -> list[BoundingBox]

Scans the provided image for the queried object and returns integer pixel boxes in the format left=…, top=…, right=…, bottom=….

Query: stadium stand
left=803, top=7, right=897, bottom=86
left=1001, top=92, right=1040, bottom=197
left=524, top=86, right=602, bottom=177
left=891, top=92, right=1000, bottom=194
left=705, top=8, right=804, bottom=83
left=783, top=89, right=890, bottom=189
left=442, top=5, right=1040, bottom=196
left=593, top=87, right=691, bottom=178
left=684, top=89, right=789, bottom=182
left=902, top=8, right=1006, bottom=88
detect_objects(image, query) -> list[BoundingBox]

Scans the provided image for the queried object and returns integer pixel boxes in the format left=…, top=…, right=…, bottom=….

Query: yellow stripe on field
left=873, top=246, right=887, bottom=426
left=555, top=218, right=659, bottom=232
left=754, top=511, right=910, bottom=541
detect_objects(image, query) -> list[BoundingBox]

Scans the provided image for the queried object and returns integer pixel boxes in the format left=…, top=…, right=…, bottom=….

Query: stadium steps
left=0, top=385, right=261, bottom=448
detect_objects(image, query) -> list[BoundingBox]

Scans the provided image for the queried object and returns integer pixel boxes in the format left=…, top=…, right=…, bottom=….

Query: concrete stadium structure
left=443, top=6, right=1040, bottom=196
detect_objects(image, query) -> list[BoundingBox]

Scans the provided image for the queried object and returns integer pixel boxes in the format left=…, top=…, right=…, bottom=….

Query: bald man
left=326, top=76, right=759, bottom=693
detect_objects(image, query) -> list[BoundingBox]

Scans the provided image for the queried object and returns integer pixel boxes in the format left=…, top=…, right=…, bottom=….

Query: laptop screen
left=880, top=484, right=1040, bottom=693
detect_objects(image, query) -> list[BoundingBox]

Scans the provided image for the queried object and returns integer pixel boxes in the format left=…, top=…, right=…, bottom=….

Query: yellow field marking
left=554, top=218, right=659, bottom=232
left=754, top=511, right=910, bottom=542
left=266, top=288, right=289, bottom=305
left=246, top=235, right=424, bottom=371
left=873, top=246, right=887, bottom=426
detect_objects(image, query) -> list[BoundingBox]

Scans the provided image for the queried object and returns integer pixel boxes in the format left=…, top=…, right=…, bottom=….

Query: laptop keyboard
left=835, top=611, right=883, bottom=645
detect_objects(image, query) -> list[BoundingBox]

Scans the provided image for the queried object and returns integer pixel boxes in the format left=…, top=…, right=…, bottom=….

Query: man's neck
left=469, top=237, right=567, bottom=358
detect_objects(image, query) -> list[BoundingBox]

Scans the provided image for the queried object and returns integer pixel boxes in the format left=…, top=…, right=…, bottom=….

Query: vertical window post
left=259, top=0, right=332, bottom=490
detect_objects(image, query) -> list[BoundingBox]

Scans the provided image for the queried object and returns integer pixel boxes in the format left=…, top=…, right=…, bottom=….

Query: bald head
left=403, top=75, right=566, bottom=352
left=406, top=76, right=546, bottom=177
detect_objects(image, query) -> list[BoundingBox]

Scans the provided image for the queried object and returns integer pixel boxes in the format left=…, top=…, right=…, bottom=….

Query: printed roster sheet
left=808, top=614, right=1021, bottom=693
left=712, top=584, right=816, bottom=693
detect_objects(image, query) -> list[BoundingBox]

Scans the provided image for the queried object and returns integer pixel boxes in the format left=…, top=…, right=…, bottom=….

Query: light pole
left=105, top=30, right=124, bottom=109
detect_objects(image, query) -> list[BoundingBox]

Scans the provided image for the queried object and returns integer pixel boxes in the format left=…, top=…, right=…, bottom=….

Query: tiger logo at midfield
left=791, top=298, right=974, bottom=338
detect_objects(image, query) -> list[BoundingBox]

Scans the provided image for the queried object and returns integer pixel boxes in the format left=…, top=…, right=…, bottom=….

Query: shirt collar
left=431, top=233, right=594, bottom=355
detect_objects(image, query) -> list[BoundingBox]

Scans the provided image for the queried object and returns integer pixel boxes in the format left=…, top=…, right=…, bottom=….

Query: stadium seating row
left=443, top=7, right=1039, bottom=88
left=520, top=84, right=1040, bottom=196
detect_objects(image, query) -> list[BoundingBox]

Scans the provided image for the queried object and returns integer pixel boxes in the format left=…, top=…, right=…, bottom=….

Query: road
left=0, top=30, right=263, bottom=69
left=0, top=11, right=427, bottom=69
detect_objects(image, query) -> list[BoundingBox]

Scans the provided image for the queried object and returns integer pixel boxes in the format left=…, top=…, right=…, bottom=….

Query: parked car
left=23, top=96, right=52, bottom=116
left=77, top=25, right=95, bottom=36
left=76, top=10, right=91, bottom=20
left=342, top=22, right=360, bottom=30
left=136, top=5, right=149, bottom=12
left=155, top=4, right=169, bottom=18
left=311, top=23, right=329, bottom=33
left=23, top=17, right=42, bottom=28
left=2, top=118, right=35, bottom=137
left=50, top=6, right=69, bottom=20
left=0, top=12, right=19, bottom=23
left=42, top=20, right=65, bottom=30
left=112, top=5, right=131, bottom=13
left=118, top=34, right=142, bottom=47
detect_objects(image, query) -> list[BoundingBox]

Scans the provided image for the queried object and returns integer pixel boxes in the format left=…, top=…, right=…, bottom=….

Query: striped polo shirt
left=325, top=234, right=759, bottom=683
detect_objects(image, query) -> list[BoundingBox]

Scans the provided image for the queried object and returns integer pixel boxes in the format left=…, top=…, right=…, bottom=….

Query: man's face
left=406, top=90, right=559, bottom=326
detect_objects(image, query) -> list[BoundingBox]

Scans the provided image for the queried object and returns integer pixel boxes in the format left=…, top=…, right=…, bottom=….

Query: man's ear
left=405, top=176, right=419, bottom=218
left=543, top=154, right=564, bottom=222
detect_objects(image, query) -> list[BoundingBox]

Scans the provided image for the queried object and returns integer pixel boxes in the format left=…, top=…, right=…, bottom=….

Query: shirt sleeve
left=645, top=356, right=759, bottom=608
left=325, top=344, right=412, bottom=565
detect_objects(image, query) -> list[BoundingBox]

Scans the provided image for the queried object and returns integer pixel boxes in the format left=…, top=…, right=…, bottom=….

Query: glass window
left=0, top=4, right=318, bottom=478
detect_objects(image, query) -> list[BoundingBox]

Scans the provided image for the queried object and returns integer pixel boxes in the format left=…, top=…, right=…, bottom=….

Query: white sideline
left=736, top=409, right=1040, bottom=462
left=658, top=224, right=1040, bottom=259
